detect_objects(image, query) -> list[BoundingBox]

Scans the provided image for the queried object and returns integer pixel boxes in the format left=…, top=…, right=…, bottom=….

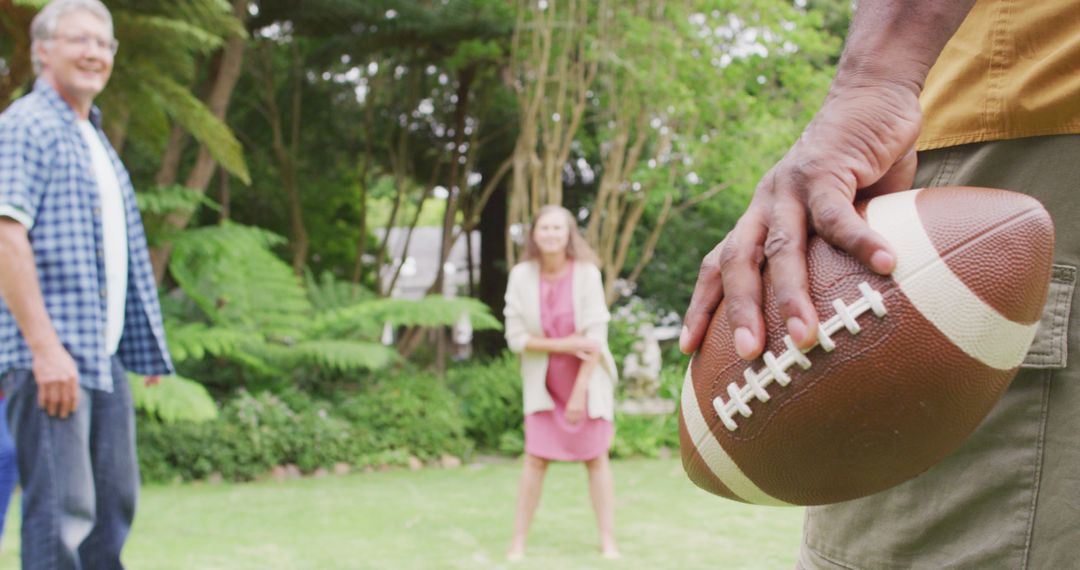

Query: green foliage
left=170, top=223, right=309, bottom=339
left=160, top=217, right=498, bottom=393
left=95, top=1, right=250, bottom=181
left=610, top=413, right=680, bottom=459
left=137, top=390, right=372, bottom=483
left=446, top=352, right=522, bottom=450
left=310, top=296, right=502, bottom=340
left=336, top=372, right=472, bottom=461
left=291, top=339, right=397, bottom=373
left=136, top=72, right=250, bottom=184
left=128, top=373, right=218, bottom=423
left=304, top=270, right=377, bottom=311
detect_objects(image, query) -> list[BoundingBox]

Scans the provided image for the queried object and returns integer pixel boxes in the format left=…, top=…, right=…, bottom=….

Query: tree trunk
left=149, top=0, right=247, bottom=283
left=474, top=175, right=509, bottom=357
left=429, top=66, right=475, bottom=295
left=0, top=2, right=34, bottom=111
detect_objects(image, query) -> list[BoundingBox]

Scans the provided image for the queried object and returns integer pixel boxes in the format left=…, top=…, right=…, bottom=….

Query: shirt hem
left=916, top=125, right=1080, bottom=151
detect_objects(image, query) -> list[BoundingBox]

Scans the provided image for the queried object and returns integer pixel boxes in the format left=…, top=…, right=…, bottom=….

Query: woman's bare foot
left=601, top=544, right=621, bottom=559
left=507, top=540, right=526, bottom=561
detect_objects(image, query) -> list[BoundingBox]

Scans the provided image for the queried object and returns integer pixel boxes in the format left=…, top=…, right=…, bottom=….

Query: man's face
left=35, top=10, right=115, bottom=108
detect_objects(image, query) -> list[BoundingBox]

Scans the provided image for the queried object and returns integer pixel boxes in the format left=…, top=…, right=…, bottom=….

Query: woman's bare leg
left=585, top=454, right=619, bottom=558
left=508, top=454, right=549, bottom=559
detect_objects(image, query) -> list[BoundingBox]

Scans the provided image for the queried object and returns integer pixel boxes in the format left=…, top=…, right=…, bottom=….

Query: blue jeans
left=0, top=396, right=17, bottom=540
left=2, top=356, right=138, bottom=570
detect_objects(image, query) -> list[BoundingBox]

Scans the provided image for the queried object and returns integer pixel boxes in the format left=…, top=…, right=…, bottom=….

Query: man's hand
left=32, top=343, right=80, bottom=418
left=681, top=80, right=920, bottom=360
left=144, top=375, right=161, bottom=387
left=678, top=0, right=980, bottom=360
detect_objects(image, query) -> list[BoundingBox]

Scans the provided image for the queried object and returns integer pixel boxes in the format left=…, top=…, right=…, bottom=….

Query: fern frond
left=168, top=223, right=311, bottom=339
left=141, top=73, right=251, bottom=184
left=165, top=321, right=252, bottom=363
left=293, top=339, right=398, bottom=372
left=309, top=295, right=501, bottom=339
left=303, top=271, right=378, bottom=312
left=137, top=185, right=222, bottom=216
left=129, top=373, right=218, bottom=424
left=116, top=13, right=224, bottom=56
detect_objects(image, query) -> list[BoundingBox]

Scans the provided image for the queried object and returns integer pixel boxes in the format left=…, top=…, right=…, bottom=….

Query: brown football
left=680, top=187, right=1055, bottom=506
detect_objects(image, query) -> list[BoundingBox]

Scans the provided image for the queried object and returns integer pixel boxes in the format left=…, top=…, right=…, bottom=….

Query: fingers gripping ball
left=680, top=187, right=1055, bottom=506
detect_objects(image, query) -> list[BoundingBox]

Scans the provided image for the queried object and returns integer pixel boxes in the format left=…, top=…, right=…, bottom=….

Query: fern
left=128, top=373, right=218, bottom=423
left=165, top=321, right=252, bottom=363
left=141, top=72, right=250, bottom=184
left=304, top=270, right=377, bottom=312
left=136, top=184, right=221, bottom=217
left=293, top=340, right=398, bottom=373
left=169, top=223, right=311, bottom=339
left=309, top=296, right=502, bottom=339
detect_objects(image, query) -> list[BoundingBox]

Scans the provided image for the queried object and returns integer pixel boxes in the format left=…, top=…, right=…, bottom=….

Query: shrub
left=137, top=417, right=275, bottom=483
left=446, top=352, right=523, bottom=451
left=610, top=413, right=680, bottom=459
left=336, top=372, right=472, bottom=460
left=137, top=390, right=373, bottom=483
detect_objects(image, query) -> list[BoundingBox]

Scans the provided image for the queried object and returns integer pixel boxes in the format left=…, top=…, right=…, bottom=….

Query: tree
left=506, top=0, right=840, bottom=304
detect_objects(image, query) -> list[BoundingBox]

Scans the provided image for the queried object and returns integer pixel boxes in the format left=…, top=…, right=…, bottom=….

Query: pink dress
left=524, top=263, right=614, bottom=461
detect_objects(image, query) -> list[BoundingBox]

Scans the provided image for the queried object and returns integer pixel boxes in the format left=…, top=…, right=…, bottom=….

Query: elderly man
left=0, top=0, right=173, bottom=568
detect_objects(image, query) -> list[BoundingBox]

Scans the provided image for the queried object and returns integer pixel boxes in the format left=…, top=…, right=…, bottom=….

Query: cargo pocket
left=1022, top=264, right=1076, bottom=369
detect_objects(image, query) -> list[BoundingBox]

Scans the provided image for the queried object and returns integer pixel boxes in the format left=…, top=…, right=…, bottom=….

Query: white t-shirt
left=77, top=120, right=128, bottom=355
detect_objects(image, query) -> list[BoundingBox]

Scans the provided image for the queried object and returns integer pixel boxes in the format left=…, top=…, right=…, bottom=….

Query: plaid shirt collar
left=34, top=78, right=103, bottom=128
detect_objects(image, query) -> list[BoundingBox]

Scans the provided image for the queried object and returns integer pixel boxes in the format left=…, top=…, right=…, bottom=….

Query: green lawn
left=0, top=458, right=803, bottom=569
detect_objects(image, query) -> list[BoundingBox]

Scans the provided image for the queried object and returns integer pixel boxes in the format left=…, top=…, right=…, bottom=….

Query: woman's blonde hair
left=521, top=204, right=601, bottom=266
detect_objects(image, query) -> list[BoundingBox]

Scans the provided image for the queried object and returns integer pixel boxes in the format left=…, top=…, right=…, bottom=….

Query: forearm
left=0, top=221, right=61, bottom=353
left=836, top=0, right=977, bottom=94
left=524, top=336, right=569, bottom=354
left=571, top=356, right=598, bottom=398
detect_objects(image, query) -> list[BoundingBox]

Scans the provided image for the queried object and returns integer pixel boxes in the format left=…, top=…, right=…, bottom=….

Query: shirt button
left=100, top=290, right=107, bottom=299
left=96, top=248, right=104, bottom=258
left=93, top=207, right=101, bottom=217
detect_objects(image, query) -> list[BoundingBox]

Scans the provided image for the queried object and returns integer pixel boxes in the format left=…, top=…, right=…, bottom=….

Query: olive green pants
left=799, top=135, right=1080, bottom=570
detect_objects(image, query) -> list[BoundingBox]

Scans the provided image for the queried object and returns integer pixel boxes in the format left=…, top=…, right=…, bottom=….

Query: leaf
left=293, top=339, right=399, bottom=372
left=129, top=374, right=218, bottom=424
left=309, top=295, right=502, bottom=339
left=142, top=73, right=251, bottom=184
left=168, top=223, right=311, bottom=339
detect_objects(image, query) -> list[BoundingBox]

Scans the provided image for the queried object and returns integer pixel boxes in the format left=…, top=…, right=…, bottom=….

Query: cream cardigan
left=504, top=260, right=618, bottom=421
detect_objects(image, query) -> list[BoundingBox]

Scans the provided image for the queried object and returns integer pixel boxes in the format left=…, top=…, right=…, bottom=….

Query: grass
left=0, top=457, right=803, bottom=569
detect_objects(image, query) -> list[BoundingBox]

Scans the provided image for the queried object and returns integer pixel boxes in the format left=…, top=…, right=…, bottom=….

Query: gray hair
left=30, top=0, right=114, bottom=75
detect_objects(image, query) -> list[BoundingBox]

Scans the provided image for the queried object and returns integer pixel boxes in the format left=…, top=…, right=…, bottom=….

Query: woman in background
left=503, top=205, right=619, bottom=560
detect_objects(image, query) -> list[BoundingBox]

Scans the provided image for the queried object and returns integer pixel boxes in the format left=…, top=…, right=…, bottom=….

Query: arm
left=0, top=219, right=80, bottom=417
left=565, top=351, right=599, bottom=424
left=524, top=335, right=598, bottom=356
left=504, top=266, right=600, bottom=357
left=680, top=0, right=978, bottom=359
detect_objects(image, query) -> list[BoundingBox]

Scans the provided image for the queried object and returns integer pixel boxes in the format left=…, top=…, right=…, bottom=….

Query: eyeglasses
left=51, top=33, right=119, bottom=56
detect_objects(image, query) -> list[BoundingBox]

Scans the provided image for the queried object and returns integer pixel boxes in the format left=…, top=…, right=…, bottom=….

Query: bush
left=446, top=352, right=523, bottom=451
left=137, top=390, right=373, bottom=483
left=610, top=413, right=680, bottom=459
left=336, top=372, right=472, bottom=461
left=137, top=418, right=276, bottom=483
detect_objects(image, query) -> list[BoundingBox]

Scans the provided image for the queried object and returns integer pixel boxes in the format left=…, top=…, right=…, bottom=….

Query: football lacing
left=712, top=282, right=887, bottom=431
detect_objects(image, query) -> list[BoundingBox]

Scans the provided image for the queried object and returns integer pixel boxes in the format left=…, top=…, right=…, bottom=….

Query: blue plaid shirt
left=0, top=80, right=174, bottom=390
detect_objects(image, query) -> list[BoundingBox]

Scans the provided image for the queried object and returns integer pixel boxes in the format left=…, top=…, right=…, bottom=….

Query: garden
left=0, top=0, right=852, bottom=566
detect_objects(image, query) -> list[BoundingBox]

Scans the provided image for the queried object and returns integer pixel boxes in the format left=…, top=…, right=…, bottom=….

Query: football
left=680, top=186, right=1055, bottom=506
